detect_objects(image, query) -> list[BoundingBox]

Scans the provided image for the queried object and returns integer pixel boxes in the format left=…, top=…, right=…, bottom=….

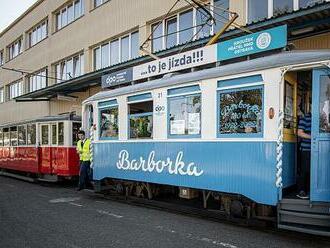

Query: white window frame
left=0, top=88, right=4, bottom=103
left=54, top=53, right=84, bottom=82
left=7, top=38, right=23, bottom=60
left=28, top=20, right=48, bottom=48
left=55, top=0, right=84, bottom=31
left=28, top=68, right=48, bottom=92
left=8, top=80, right=24, bottom=100
left=94, top=0, right=109, bottom=8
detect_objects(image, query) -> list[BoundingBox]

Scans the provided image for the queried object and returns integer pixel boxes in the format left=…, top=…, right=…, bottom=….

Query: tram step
left=278, top=223, right=330, bottom=237
left=279, top=210, right=330, bottom=227
left=280, top=198, right=330, bottom=215
left=0, top=171, right=36, bottom=183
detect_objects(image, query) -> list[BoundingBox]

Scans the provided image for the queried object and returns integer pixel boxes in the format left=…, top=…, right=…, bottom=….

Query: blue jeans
left=78, top=161, right=91, bottom=189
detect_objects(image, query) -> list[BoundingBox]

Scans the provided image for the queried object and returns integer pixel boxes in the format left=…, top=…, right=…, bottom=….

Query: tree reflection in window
left=100, top=107, right=119, bottom=139
left=219, top=87, right=263, bottom=135
left=129, top=101, right=153, bottom=139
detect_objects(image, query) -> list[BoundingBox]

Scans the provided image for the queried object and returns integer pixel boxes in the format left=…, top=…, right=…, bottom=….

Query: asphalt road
left=0, top=176, right=329, bottom=248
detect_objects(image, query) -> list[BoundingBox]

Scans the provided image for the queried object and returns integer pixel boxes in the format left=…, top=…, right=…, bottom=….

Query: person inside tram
left=76, top=130, right=92, bottom=191
left=296, top=102, right=311, bottom=199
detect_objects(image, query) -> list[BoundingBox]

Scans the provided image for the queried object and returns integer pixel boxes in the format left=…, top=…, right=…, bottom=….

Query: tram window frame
left=99, top=104, right=119, bottom=140
left=58, top=122, right=65, bottom=146
left=10, top=126, right=18, bottom=146
left=167, top=85, right=202, bottom=138
left=72, top=122, right=81, bottom=146
left=18, top=125, right=27, bottom=146
left=0, top=128, right=3, bottom=146
left=51, top=124, right=57, bottom=145
left=27, top=124, right=36, bottom=146
left=128, top=94, right=153, bottom=139
left=41, top=124, right=50, bottom=146
left=3, top=128, right=10, bottom=146
left=217, top=85, right=264, bottom=138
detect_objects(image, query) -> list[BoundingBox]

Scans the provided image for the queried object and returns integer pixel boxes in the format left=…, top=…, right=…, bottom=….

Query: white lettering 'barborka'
left=116, top=150, right=204, bottom=177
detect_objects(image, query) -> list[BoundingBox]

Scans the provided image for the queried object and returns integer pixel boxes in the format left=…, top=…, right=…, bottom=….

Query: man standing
left=297, top=112, right=311, bottom=199
left=76, top=130, right=91, bottom=191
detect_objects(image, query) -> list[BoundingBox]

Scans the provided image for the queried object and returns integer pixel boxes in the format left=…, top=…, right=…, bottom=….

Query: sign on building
left=101, top=68, right=133, bottom=88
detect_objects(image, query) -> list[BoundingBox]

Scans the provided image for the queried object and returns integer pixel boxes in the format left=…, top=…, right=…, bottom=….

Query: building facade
left=0, top=0, right=329, bottom=125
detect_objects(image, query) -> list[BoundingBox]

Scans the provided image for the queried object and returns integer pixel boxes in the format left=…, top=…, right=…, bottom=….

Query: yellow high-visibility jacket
left=77, top=139, right=91, bottom=162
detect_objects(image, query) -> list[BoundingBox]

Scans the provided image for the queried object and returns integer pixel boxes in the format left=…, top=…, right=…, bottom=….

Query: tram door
left=311, top=68, right=330, bottom=202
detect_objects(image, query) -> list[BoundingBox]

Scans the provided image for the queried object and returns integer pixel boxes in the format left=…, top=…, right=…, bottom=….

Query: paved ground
left=0, top=176, right=329, bottom=248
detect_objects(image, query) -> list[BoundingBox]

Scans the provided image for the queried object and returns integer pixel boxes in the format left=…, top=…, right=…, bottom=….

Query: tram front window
left=129, top=101, right=153, bottom=139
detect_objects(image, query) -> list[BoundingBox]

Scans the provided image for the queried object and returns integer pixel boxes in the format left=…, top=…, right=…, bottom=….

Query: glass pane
left=95, top=0, right=102, bottom=7
left=58, top=122, right=64, bottom=145
left=37, top=26, right=42, bottom=42
left=74, top=0, right=81, bottom=18
left=152, top=22, right=163, bottom=52
left=319, top=75, right=330, bottom=133
left=284, top=82, right=294, bottom=129
left=94, top=47, right=101, bottom=70
left=179, top=10, right=193, bottom=45
left=10, top=127, right=18, bottom=146
left=41, top=125, right=49, bottom=145
left=62, top=9, right=68, bottom=27
left=169, top=95, right=201, bottom=135
left=166, top=18, right=177, bottom=49
left=27, top=124, right=36, bottom=145
left=248, top=0, right=268, bottom=23
left=52, top=124, right=57, bottom=145
left=130, top=115, right=153, bottom=139
left=196, top=8, right=211, bottom=39
left=67, top=59, right=73, bottom=79
left=100, top=107, right=119, bottom=138
left=213, top=0, right=229, bottom=33
left=68, top=5, right=74, bottom=23
left=131, top=31, right=139, bottom=59
left=18, top=125, right=26, bottom=146
left=56, top=64, right=61, bottom=83
left=41, top=22, right=47, bottom=39
left=72, top=122, right=81, bottom=146
left=56, top=13, right=61, bottom=30
left=80, top=54, right=84, bottom=75
left=101, top=43, right=109, bottom=68
left=73, top=56, right=81, bottom=77
left=121, top=36, right=129, bottom=62
left=273, top=0, right=293, bottom=16
left=0, top=129, right=3, bottom=146
left=3, top=129, right=10, bottom=146
left=110, top=39, right=119, bottom=65
left=219, top=88, right=263, bottom=135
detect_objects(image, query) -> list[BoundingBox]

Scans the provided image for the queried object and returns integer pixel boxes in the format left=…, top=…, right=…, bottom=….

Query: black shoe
left=296, top=191, right=309, bottom=199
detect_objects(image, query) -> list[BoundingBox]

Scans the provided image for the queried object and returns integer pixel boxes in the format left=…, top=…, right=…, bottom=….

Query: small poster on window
left=170, top=120, right=185, bottom=135
left=188, top=113, right=200, bottom=135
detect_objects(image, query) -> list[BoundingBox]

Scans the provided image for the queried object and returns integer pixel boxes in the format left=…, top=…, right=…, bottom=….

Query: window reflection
left=100, top=107, right=119, bottom=139
left=319, top=75, right=330, bottom=133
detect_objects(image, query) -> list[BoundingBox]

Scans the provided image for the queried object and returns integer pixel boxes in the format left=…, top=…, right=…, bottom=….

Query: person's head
left=78, top=130, right=85, bottom=140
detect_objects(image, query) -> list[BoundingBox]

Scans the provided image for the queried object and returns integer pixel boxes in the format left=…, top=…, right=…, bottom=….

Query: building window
left=0, top=88, right=4, bottom=103
left=94, top=0, right=109, bottom=8
left=213, top=0, right=229, bottom=34
left=0, top=50, right=3, bottom=65
left=165, top=17, right=177, bottom=49
left=28, top=68, right=47, bottom=92
left=128, top=94, right=153, bottom=139
left=8, top=38, right=23, bottom=60
left=196, top=8, right=211, bottom=39
left=28, top=20, right=48, bottom=48
left=273, top=0, right=293, bottom=16
left=99, top=104, right=119, bottom=139
left=8, top=80, right=24, bottom=100
left=151, top=22, right=163, bottom=53
left=55, top=0, right=84, bottom=31
left=168, top=86, right=201, bottom=137
left=93, top=31, right=139, bottom=70
left=179, top=10, right=194, bottom=45
left=218, top=86, right=263, bottom=136
left=248, top=0, right=268, bottom=23
left=54, top=53, right=84, bottom=83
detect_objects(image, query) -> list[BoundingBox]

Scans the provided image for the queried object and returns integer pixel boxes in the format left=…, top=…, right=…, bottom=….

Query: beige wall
left=293, top=32, right=330, bottom=50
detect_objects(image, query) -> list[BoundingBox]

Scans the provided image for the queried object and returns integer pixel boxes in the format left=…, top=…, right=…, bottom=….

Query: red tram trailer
left=0, top=114, right=81, bottom=181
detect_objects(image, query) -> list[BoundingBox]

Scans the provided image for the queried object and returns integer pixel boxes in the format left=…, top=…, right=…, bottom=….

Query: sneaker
left=296, top=191, right=309, bottom=199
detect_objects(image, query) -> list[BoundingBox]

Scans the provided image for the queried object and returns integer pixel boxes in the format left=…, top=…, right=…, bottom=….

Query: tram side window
left=41, top=125, right=49, bottom=145
left=27, top=124, right=36, bottom=145
left=18, top=125, right=27, bottom=146
left=218, top=87, right=263, bottom=136
left=10, top=126, right=18, bottom=146
left=52, top=124, right=57, bottom=145
left=58, top=122, right=64, bottom=145
left=320, top=75, right=330, bottom=133
left=3, top=128, right=10, bottom=146
left=168, top=94, right=201, bottom=137
left=0, top=129, right=3, bottom=146
left=129, top=101, right=153, bottom=139
left=100, top=107, right=118, bottom=139
left=72, top=122, right=81, bottom=146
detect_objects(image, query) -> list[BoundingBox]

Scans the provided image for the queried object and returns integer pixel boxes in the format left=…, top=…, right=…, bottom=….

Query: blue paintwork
left=127, top=93, right=152, bottom=102
left=311, top=69, right=330, bottom=202
left=217, top=85, right=264, bottom=138
left=168, top=85, right=201, bottom=96
left=217, top=75, right=263, bottom=88
left=282, top=142, right=296, bottom=188
left=217, top=25, right=287, bottom=61
left=98, top=99, right=118, bottom=108
left=93, top=141, right=279, bottom=206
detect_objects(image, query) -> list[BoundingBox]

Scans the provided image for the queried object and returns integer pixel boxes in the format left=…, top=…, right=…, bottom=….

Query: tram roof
left=0, top=114, right=81, bottom=128
left=84, top=50, right=330, bottom=104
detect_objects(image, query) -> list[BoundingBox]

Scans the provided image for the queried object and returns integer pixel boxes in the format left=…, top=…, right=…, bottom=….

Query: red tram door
left=311, top=68, right=330, bottom=203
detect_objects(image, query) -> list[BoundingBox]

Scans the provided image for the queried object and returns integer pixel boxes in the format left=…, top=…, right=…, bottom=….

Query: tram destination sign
left=133, top=45, right=217, bottom=80
left=217, top=25, right=287, bottom=61
left=102, top=68, right=133, bottom=88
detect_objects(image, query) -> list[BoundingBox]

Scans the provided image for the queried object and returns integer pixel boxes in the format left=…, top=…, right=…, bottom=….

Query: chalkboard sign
left=219, top=88, right=263, bottom=134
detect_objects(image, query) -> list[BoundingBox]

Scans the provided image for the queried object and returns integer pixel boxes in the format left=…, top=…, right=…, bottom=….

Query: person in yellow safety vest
left=76, top=130, right=91, bottom=191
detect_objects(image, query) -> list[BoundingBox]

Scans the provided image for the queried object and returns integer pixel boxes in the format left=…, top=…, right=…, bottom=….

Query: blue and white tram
left=83, top=50, right=330, bottom=235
